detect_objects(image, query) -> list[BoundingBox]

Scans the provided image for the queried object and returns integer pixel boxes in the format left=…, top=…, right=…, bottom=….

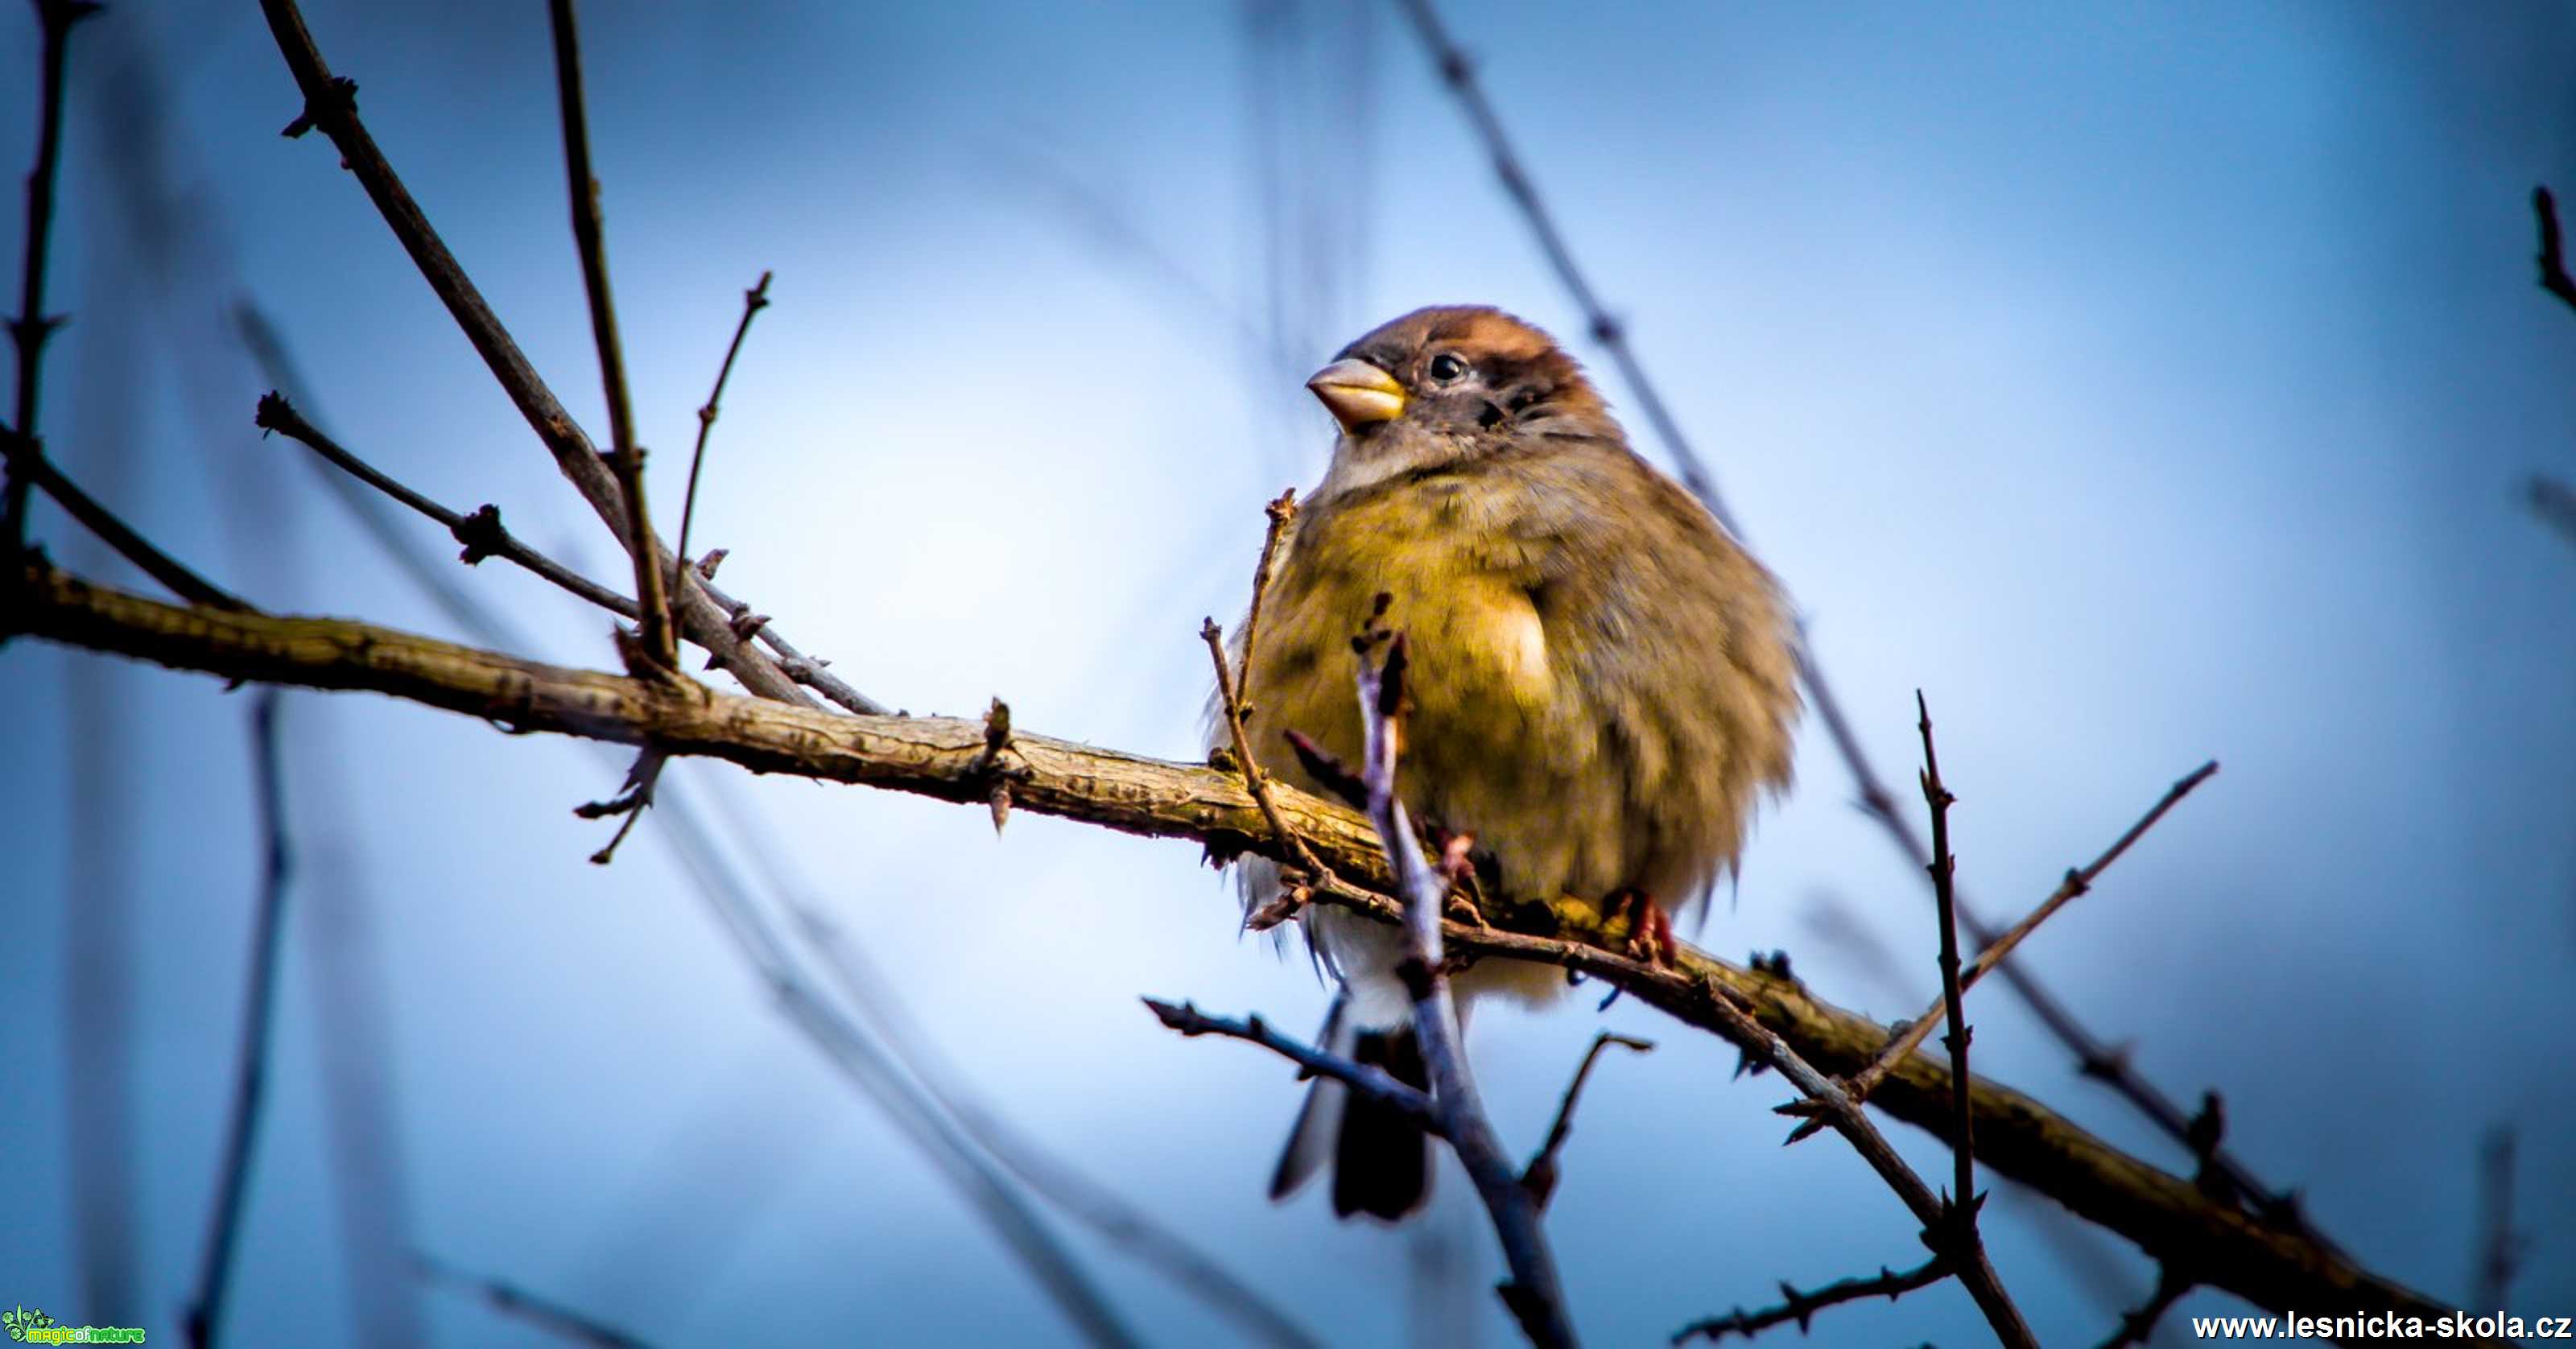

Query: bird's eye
left=1428, top=353, right=1470, bottom=384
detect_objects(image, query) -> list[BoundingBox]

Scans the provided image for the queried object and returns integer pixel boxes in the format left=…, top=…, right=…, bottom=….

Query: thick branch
left=9, top=563, right=2498, bottom=1344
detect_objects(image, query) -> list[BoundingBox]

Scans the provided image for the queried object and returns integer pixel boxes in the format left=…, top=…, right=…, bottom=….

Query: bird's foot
left=1604, top=887, right=1677, bottom=966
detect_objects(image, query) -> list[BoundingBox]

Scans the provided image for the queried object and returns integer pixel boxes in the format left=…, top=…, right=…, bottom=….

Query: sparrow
left=1213, top=305, right=1801, bottom=1221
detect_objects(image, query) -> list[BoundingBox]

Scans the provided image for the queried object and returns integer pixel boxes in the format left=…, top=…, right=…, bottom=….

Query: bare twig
left=1672, top=1256, right=1948, bottom=1344
left=2536, top=187, right=2576, bottom=312
left=0, top=427, right=250, bottom=612
left=13, top=565, right=2505, bottom=1342
left=1915, top=694, right=1980, bottom=1242
left=545, top=0, right=672, bottom=674
left=1699, top=979, right=2035, bottom=1349
left=1835, top=760, right=2219, bottom=1112
left=412, top=1251, right=658, bottom=1349
left=183, top=692, right=293, bottom=1349
left=253, top=393, right=638, bottom=617
left=576, top=748, right=665, bottom=865
left=2094, top=1265, right=2193, bottom=1349
left=2, top=0, right=101, bottom=552
left=2474, top=1125, right=2521, bottom=1314
left=1353, top=633, right=1579, bottom=1349
left=1392, top=0, right=2294, bottom=1226
left=1144, top=997, right=1442, bottom=1128
left=1206, top=489, right=1332, bottom=906
left=254, top=0, right=812, bottom=703
left=671, top=271, right=770, bottom=631
left=1520, top=1031, right=1652, bottom=1211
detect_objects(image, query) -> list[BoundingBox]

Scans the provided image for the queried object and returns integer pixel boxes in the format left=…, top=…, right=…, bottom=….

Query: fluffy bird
left=1213, top=305, right=1801, bottom=1221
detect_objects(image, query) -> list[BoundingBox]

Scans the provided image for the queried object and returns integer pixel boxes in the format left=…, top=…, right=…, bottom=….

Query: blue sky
left=2, top=2, right=2573, bottom=1345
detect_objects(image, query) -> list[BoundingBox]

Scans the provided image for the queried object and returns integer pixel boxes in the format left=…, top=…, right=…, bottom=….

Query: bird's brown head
left=1305, top=306, right=1616, bottom=493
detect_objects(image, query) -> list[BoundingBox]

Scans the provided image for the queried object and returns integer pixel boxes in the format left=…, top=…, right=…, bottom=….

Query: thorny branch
left=1393, top=0, right=2296, bottom=1228
left=2, top=0, right=101, bottom=552
left=10, top=560, right=2506, bottom=1343
left=1831, top=760, right=2220, bottom=1114
left=1671, top=1256, right=1948, bottom=1344
left=1914, top=692, right=1993, bottom=1291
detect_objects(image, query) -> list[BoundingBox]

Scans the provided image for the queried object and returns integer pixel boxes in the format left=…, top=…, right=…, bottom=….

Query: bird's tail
left=1269, top=993, right=1433, bottom=1221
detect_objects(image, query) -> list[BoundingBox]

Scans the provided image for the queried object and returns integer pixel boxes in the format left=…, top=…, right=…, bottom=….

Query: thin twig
left=1835, top=760, right=2219, bottom=1111
left=1392, top=0, right=2295, bottom=1227
left=576, top=748, right=665, bottom=865
left=1672, top=1255, right=1948, bottom=1344
left=1205, top=491, right=1333, bottom=906
left=1355, top=634, right=1579, bottom=1349
left=1144, top=998, right=1442, bottom=1129
left=1915, top=693, right=1979, bottom=1238
left=545, top=0, right=671, bottom=674
left=253, top=393, right=638, bottom=617
left=2535, top=187, right=2576, bottom=312
left=254, top=0, right=813, bottom=704
left=2, top=0, right=102, bottom=552
left=1520, top=1031, right=1652, bottom=1211
left=412, top=1252, right=658, bottom=1349
left=1695, top=977, right=2036, bottom=1349
left=0, top=427, right=250, bottom=612
left=671, top=271, right=770, bottom=633
left=184, top=692, right=294, bottom=1349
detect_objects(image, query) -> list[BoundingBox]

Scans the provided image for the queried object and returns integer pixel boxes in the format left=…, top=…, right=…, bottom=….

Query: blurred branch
left=786, top=901, right=1323, bottom=1349
left=10, top=561, right=2504, bottom=1343
left=2535, top=187, right=2576, bottom=312
left=2529, top=476, right=2576, bottom=554
left=254, top=0, right=813, bottom=704
left=184, top=691, right=294, bottom=1349
left=2473, top=1125, right=2521, bottom=1314
left=412, top=1252, right=658, bottom=1349
left=2, top=0, right=101, bottom=551
left=1392, top=0, right=2297, bottom=1231
left=2094, top=1265, right=2193, bottom=1349
left=1672, top=1256, right=1947, bottom=1345
left=545, top=0, right=673, bottom=674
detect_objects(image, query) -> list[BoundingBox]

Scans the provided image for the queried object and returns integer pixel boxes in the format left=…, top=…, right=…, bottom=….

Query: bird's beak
left=1306, top=358, right=1406, bottom=431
